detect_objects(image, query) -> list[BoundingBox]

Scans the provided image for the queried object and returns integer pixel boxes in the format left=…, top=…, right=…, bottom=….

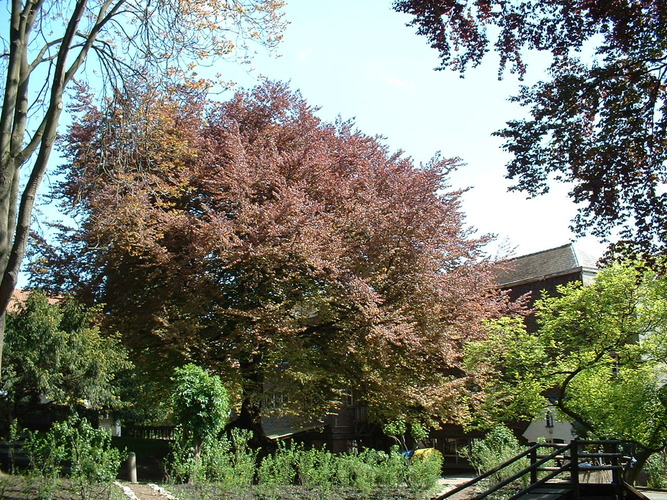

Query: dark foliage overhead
left=395, top=0, right=667, bottom=256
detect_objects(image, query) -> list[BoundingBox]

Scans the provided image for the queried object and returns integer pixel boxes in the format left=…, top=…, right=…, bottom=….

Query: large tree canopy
left=466, top=262, right=667, bottom=481
left=394, top=0, right=667, bottom=256
left=32, top=81, right=511, bottom=437
left=0, top=0, right=285, bottom=375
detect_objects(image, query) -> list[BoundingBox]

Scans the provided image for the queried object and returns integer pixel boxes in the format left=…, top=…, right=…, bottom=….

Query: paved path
left=641, top=490, right=667, bottom=500
left=116, top=482, right=177, bottom=500
left=433, top=473, right=476, bottom=498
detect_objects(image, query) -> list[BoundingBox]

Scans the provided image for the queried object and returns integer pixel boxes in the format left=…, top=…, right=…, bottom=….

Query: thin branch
left=28, top=37, right=62, bottom=72
left=63, top=0, right=127, bottom=85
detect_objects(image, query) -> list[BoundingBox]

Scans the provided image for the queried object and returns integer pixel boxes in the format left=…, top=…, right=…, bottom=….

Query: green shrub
left=255, top=443, right=410, bottom=497
left=370, top=448, right=406, bottom=487
left=646, top=451, right=667, bottom=489
left=460, top=426, right=529, bottom=491
left=168, top=436, right=441, bottom=497
left=294, top=446, right=336, bottom=489
left=406, top=449, right=443, bottom=491
left=25, top=434, right=63, bottom=500
left=24, top=424, right=67, bottom=484
left=171, top=364, right=230, bottom=460
left=258, top=442, right=299, bottom=488
left=332, top=448, right=406, bottom=497
left=24, top=414, right=122, bottom=500
left=166, top=428, right=199, bottom=484
left=166, top=364, right=233, bottom=485
left=200, top=429, right=257, bottom=488
left=334, top=453, right=375, bottom=497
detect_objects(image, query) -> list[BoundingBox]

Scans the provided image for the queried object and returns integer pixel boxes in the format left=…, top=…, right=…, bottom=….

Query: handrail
left=507, top=466, right=570, bottom=500
left=433, top=444, right=540, bottom=499
left=433, top=439, right=630, bottom=500
left=475, top=444, right=572, bottom=500
left=433, top=443, right=564, bottom=499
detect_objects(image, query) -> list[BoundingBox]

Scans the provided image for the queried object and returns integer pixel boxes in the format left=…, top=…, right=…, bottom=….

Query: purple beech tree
left=0, top=0, right=285, bottom=373
left=32, top=81, right=513, bottom=440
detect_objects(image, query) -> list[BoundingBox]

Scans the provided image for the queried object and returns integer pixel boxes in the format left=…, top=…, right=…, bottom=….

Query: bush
left=460, top=426, right=529, bottom=491
left=171, top=364, right=230, bottom=460
left=294, top=446, right=336, bottom=490
left=168, top=437, right=442, bottom=498
left=645, top=451, right=667, bottom=489
left=24, top=414, right=123, bottom=499
left=258, top=441, right=298, bottom=487
left=369, top=448, right=406, bottom=487
left=166, top=428, right=199, bottom=484
left=406, top=449, right=443, bottom=491
left=333, top=448, right=408, bottom=497
left=335, top=453, right=375, bottom=496
left=167, top=428, right=257, bottom=487
left=200, top=429, right=257, bottom=488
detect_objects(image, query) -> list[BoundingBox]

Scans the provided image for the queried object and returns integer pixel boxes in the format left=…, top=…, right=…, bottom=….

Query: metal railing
left=434, top=439, right=630, bottom=500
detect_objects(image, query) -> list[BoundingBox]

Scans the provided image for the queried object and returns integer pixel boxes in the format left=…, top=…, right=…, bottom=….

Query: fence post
left=570, top=441, right=580, bottom=500
left=611, top=441, right=620, bottom=486
left=530, top=446, right=538, bottom=485
left=128, top=451, right=137, bottom=483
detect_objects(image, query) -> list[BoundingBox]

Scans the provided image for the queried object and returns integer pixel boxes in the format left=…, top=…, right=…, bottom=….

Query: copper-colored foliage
left=49, top=81, right=512, bottom=425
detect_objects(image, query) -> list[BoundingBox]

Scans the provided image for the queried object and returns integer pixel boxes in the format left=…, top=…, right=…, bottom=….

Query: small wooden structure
left=435, top=439, right=647, bottom=500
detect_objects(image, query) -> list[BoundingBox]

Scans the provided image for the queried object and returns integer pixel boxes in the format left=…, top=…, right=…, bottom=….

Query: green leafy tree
left=466, top=262, right=667, bottom=482
left=394, top=0, right=667, bottom=256
left=0, top=0, right=285, bottom=378
left=171, top=364, right=230, bottom=461
left=383, top=418, right=428, bottom=452
left=2, top=290, right=131, bottom=424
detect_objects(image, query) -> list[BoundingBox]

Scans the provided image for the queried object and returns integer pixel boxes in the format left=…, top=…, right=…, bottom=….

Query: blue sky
left=22, top=0, right=605, bottom=262
left=214, top=0, right=606, bottom=259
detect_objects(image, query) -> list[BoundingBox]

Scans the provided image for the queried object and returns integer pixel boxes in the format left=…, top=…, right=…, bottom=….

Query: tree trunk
left=625, top=447, right=653, bottom=485
left=231, top=397, right=270, bottom=441
left=227, top=354, right=275, bottom=452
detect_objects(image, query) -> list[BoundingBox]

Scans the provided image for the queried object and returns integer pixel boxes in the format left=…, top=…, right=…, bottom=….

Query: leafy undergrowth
left=167, top=483, right=429, bottom=499
left=0, top=473, right=125, bottom=500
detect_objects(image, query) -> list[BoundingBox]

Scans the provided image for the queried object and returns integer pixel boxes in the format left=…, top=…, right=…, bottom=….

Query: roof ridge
left=507, top=242, right=574, bottom=262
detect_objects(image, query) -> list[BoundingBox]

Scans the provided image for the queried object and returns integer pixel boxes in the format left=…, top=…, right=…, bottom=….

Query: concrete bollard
left=127, top=451, right=137, bottom=483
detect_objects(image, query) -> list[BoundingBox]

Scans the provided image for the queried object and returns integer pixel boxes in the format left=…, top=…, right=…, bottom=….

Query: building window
left=264, top=392, right=288, bottom=410
left=545, top=413, right=554, bottom=428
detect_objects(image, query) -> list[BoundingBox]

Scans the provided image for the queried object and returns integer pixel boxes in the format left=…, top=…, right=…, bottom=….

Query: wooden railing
left=123, top=425, right=175, bottom=441
left=434, top=439, right=630, bottom=500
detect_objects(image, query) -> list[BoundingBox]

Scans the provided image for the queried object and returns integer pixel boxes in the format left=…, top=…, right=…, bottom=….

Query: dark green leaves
left=396, top=0, right=667, bottom=255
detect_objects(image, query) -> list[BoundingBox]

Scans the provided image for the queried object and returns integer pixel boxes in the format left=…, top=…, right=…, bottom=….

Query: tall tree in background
left=0, top=0, right=285, bottom=373
left=394, top=0, right=667, bottom=256
left=32, top=81, right=511, bottom=440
